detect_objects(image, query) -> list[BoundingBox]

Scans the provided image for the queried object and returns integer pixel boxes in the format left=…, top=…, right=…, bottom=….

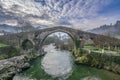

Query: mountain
left=89, top=20, right=120, bottom=39
left=0, top=24, right=18, bottom=33
left=0, top=22, right=37, bottom=34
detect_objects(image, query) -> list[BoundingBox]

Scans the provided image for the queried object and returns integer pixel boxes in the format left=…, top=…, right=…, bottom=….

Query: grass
left=84, top=45, right=102, bottom=51
left=84, top=45, right=97, bottom=50
left=0, top=43, right=9, bottom=47
left=0, top=46, right=20, bottom=60
left=84, top=45, right=120, bottom=53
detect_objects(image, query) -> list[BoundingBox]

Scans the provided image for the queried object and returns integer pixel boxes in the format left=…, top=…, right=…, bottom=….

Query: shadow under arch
left=21, top=39, right=34, bottom=50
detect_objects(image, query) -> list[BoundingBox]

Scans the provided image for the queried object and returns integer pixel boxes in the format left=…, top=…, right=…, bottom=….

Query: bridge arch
left=21, top=39, right=34, bottom=50
left=40, top=30, right=74, bottom=47
left=33, top=26, right=80, bottom=53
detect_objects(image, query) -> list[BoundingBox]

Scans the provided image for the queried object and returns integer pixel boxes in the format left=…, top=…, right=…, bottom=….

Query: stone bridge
left=23, top=26, right=119, bottom=53
left=0, top=26, right=120, bottom=79
left=0, top=26, right=120, bottom=54
left=35, top=27, right=79, bottom=46
left=22, top=26, right=120, bottom=54
left=25, top=26, right=81, bottom=54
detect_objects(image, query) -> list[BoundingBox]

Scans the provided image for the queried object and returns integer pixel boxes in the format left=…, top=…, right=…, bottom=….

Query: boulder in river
left=81, top=76, right=101, bottom=80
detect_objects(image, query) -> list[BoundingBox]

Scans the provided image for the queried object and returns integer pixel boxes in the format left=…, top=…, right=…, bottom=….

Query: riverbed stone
left=81, top=76, right=101, bottom=80
left=0, top=55, right=30, bottom=80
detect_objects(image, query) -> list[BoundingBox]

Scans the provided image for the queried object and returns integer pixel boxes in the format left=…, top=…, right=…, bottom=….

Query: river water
left=13, top=44, right=120, bottom=80
left=41, top=44, right=73, bottom=79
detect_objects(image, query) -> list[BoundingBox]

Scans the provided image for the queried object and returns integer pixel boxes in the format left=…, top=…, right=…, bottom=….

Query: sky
left=0, top=0, right=120, bottom=30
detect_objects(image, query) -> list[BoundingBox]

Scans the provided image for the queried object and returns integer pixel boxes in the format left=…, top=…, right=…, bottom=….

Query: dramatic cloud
left=0, top=0, right=120, bottom=30
left=0, top=19, right=18, bottom=26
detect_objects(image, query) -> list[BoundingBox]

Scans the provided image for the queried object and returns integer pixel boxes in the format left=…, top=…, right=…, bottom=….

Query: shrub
left=0, top=46, right=20, bottom=59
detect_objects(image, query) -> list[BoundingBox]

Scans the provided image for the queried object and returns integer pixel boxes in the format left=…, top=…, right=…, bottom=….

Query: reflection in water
left=13, top=44, right=73, bottom=80
left=42, top=44, right=73, bottom=79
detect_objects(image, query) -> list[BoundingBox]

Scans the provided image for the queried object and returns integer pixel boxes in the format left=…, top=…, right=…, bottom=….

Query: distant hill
left=0, top=24, right=17, bottom=33
left=89, top=20, right=120, bottom=39
left=0, top=23, right=36, bottom=34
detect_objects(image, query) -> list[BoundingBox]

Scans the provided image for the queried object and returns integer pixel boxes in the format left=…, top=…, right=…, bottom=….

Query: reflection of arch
left=21, top=39, right=33, bottom=50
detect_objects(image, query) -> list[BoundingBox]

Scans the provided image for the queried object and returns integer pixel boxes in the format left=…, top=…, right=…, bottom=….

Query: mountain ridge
left=89, top=20, right=120, bottom=39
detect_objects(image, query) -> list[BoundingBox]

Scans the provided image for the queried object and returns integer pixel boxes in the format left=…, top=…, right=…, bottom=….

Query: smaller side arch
left=21, top=39, right=34, bottom=50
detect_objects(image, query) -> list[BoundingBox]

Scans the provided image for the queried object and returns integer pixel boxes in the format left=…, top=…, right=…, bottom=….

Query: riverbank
left=0, top=49, right=43, bottom=80
left=1, top=44, right=120, bottom=80
left=13, top=56, right=120, bottom=80
left=13, top=44, right=120, bottom=80
left=75, top=51, right=120, bottom=75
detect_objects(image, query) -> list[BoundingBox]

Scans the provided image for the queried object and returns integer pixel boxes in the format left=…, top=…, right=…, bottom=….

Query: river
left=13, top=44, right=120, bottom=80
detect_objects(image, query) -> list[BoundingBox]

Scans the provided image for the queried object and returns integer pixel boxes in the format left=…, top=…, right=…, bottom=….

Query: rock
left=0, top=48, right=42, bottom=80
left=0, top=55, right=30, bottom=80
left=81, top=76, right=101, bottom=80
left=13, top=74, right=36, bottom=80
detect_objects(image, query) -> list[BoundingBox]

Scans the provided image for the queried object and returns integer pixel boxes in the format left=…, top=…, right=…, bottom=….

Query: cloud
left=69, top=15, right=119, bottom=30
left=27, top=17, right=55, bottom=26
left=0, top=19, right=18, bottom=26
left=0, top=0, right=119, bottom=30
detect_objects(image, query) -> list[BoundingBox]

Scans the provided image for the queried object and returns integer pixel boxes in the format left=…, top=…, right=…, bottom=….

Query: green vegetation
left=0, top=43, right=9, bottom=47
left=75, top=51, right=120, bottom=74
left=84, top=45, right=120, bottom=52
left=84, top=45, right=100, bottom=51
left=0, top=43, right=20, bottom=60
left=73, top=37, right=81, bottom=57
left=0, top=46, right=20, bottom=60
left=60, top=36, right=120, bottom=75
left=71, top=37, right=120, bottom=74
